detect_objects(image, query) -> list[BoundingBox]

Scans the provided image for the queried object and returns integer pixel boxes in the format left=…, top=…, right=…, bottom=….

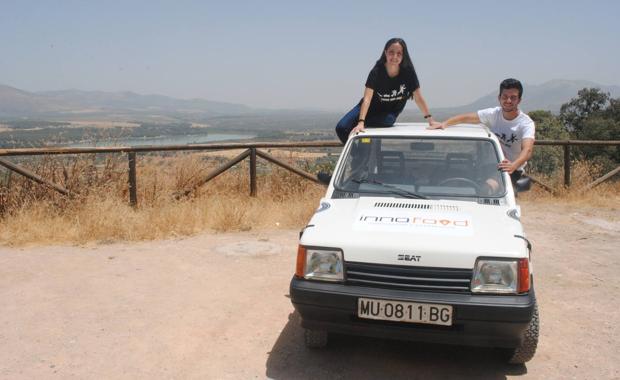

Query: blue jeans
left=335, top=103, right=399, bottom=144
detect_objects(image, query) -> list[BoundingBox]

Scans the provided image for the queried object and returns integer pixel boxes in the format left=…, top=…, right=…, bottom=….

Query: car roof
left=357, top=123, right=493, bottom=139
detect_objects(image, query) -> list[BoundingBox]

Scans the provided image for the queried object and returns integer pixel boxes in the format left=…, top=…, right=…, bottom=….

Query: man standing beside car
left=429, top=78, right=535, bottom=185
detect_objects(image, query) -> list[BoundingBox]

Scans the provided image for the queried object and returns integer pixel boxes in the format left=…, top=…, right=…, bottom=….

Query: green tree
left=559, top=88, right=620, bottom=173
left=603, top=98, right=620, bottom=121
left=527, top=110, right=569, bottom=176
left=560, top=88, right=610, bottom=136
left=580, top=116, right=620, bottom=167
left=529, top=110, right=569, bottom=140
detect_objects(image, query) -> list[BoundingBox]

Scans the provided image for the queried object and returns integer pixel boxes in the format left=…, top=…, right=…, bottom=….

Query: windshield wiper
left=352, top=179, right=428, bottom=199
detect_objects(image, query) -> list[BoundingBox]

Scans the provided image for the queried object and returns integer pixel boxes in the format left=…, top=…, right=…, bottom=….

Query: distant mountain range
left=401, top=79, right=620, bottom=120
left=454, top=79, right=620, bottom=113
left=0, top=85, right=252, bottom=120
left=2, top=79, right=620, bottom=123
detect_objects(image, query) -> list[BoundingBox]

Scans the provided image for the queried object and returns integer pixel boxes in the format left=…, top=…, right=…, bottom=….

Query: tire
left=507, top=303, right=539, bottom=364
left=304, top=328, right=328, bottom=348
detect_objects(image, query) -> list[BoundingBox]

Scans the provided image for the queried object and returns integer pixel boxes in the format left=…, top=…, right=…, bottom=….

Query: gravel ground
left=1, top=201, right=619, bottom=379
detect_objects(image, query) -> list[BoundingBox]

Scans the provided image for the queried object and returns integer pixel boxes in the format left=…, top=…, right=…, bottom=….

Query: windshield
left=334, top=136, right=505, bottom=198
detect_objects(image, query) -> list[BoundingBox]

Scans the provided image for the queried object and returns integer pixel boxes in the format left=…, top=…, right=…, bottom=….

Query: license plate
left=357, top=298, right=453, bottom=326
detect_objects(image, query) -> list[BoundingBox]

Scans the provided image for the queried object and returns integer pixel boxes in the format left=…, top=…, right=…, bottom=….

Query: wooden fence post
left=128, top=152, right=138, bottom=207
left=250, top=148, right=257, bottom=196
left=563, top=145, right=571, bottom=187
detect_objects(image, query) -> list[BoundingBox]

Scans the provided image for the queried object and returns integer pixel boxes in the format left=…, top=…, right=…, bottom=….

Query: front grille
left=345, top=262, right=472, bottom=293
left=374, top=202, right=460, bottom=212
left=374, top=201, right=432, bottom=209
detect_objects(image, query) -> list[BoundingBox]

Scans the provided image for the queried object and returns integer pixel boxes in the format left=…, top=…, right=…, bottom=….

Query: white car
left=290, top=123, right=538, bottom=364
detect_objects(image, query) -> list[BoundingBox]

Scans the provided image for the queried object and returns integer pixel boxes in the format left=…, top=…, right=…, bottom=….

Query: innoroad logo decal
left=354, top=209, right=473, bottom=236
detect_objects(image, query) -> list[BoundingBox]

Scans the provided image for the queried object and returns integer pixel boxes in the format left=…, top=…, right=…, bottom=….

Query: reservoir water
left=69, top=132, right=256, bottom=147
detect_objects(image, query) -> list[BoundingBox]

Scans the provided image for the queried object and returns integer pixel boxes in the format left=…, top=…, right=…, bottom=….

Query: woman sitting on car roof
left=335, top=37, right=439, bottom=143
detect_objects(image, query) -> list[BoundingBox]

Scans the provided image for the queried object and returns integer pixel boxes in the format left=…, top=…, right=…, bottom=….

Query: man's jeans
left=335, top=103, right=399, bottom=144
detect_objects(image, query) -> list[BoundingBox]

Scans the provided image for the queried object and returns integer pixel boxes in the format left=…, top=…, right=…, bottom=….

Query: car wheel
left=304, top=328, right=328, bottom=348
left=507, top=303, right=539, bottom=364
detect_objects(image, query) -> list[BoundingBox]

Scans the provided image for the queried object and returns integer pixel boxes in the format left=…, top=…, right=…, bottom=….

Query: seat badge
left=397, top=254, right=421, bottom=262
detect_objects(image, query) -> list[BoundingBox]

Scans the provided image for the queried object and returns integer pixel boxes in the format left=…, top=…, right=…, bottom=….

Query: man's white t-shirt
left=477, top=107, right=536, bottom=171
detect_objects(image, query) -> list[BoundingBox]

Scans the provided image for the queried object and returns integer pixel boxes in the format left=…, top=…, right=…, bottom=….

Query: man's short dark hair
left=499, top=78, right=523, bottom=99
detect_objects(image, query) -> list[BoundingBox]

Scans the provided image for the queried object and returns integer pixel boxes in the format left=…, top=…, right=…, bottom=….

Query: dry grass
left=0, top=152, right=324, bottom=246
left=1, top=153, right=618, bottom=247
left=522, top=160, right=620, bottom=207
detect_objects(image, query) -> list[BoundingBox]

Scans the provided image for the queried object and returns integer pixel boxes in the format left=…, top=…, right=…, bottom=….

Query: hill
left=0, top=85, right=251, bottom=120
left=459, top=79, right=620, bottom=113
left=2, top=79, right=620, bottom=127
left=402, top=79, right=620, bottom=121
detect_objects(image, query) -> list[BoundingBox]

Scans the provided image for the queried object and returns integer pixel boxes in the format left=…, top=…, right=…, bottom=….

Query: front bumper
left=290, top=277, right=536, bottom=348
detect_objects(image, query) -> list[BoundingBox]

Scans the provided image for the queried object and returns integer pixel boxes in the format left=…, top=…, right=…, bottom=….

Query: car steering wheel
left=438, top=177, right=482, bottom=191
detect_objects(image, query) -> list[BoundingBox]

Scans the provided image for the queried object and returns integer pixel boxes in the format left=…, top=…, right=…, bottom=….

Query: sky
left=1, top=0, right=619, bottom=110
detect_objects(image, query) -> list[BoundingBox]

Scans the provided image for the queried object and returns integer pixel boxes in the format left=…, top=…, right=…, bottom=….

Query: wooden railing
left=0, top=140, right=618, bottom=205
left=0, top=142, right=342, bottom=207
left=534, top=140, right=620, bottom=188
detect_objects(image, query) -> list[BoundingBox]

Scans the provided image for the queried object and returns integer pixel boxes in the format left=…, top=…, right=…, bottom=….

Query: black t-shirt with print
left=362, top=63, right=420, bottom=115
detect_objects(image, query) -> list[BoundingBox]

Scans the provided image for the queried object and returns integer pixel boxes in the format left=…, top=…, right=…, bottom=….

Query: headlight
left=295, top=246, right=343, bottom=282
left=472, top=258, right=528, bottom=294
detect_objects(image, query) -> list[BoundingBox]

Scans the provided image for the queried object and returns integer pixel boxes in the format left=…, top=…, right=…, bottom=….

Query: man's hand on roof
left=427, top=121, right=447, bottom=130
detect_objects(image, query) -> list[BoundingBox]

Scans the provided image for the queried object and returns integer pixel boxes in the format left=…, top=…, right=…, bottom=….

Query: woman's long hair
left=376, top=38, right=415, bottom=73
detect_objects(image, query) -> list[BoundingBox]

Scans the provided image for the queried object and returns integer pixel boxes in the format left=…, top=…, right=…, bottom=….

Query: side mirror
left=515, top=176, right=532, bottom=193
left=317, top=171, right=332, bottom=185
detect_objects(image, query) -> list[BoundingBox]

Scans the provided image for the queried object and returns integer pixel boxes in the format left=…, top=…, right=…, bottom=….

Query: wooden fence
left=0, top=142, right=341, bottom=206
left=1, top=140, right=619, bottom=205
left=534, top=140, right=620, bottom=189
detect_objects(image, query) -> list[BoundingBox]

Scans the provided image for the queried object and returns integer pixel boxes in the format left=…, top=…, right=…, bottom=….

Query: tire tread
left=508, top=303, right=539, bottom=364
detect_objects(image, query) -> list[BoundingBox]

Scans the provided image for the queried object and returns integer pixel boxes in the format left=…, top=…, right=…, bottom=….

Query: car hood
left=301, top=197, right=528, bottom=269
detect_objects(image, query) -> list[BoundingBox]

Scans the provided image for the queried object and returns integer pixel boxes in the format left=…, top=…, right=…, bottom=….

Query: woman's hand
left=427, top=120, right=446, bottom=130
left=427, top=117, right=442, bottom=129
left=349, top=122, right=366, bottom=136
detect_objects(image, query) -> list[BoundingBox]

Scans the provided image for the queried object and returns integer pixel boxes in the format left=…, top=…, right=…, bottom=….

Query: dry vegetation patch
left=523, top=160, right=620, bottom=207
left=1, top=153, right=618, bottom=246
left=0, top=152, right=324, bottom=246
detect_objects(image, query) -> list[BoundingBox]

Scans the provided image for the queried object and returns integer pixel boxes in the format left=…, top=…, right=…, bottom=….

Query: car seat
left=376, top=151, right=405, bottom=183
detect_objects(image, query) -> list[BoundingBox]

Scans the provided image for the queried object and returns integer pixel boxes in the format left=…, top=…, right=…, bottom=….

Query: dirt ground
left=1, top=201, right=619, bottom=379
